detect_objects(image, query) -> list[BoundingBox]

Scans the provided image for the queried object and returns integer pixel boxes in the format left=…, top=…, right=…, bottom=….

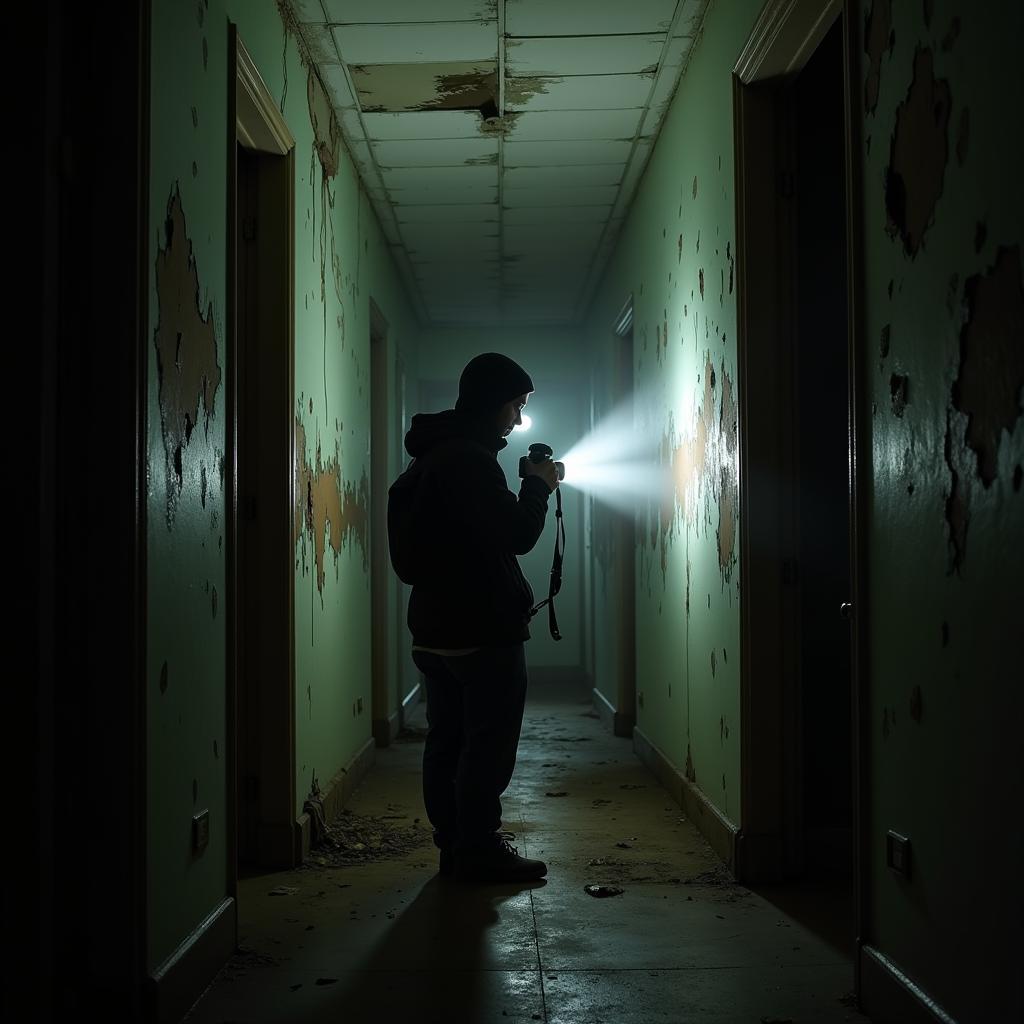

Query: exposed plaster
left=885, top=48, right=951, bottom=257
left=863, top=0, right=893, bottom=116
left=953, top=245, right=1024, bottom=487
left=153, top=186, right=222, bottom=528
left=294, top=415, right=369, bottom=599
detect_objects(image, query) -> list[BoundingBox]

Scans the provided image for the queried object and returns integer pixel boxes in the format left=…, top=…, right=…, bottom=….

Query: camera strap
left=529, top=488, right=565, bottom=641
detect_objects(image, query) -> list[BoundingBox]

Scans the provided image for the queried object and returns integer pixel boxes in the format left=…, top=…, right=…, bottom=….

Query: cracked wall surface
left=860, top=1, right=1023, bottom=1018
left=585, top=0, right=754, bottom=825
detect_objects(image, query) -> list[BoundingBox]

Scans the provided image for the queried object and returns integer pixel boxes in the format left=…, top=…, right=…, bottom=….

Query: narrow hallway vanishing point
left=186, top=679, right=865, bottom=1024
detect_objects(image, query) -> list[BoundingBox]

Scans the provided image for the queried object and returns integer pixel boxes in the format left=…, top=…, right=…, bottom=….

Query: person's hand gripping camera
left=518, top=443, right=564, bottom=493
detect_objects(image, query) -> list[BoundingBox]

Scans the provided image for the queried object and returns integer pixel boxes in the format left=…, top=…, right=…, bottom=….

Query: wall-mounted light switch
left=886, top=830, right=910, bottom=877
left=193, top=809, right=210, bottom=854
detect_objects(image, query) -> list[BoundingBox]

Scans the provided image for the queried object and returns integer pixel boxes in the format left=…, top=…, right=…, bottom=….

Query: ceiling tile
left=504, top=163, right=624, bottom=188
left=504, top=139, right=633, bottom=166
left=320, top=64, right=358, bottom=109
left=395, top=204, right=498, bottom=223
left=506, top=35, right=664, bottom=78
left=507, top=108, right=642, bottom=141
left=350, top=61, right=496, bottom=113
left=503, top=185, right=618, bottom=207
left=362, top=110, right=486, bottom=140
left=505, top=0, right=677, bottom=36
left=506, top=73, right=654, bottom=111
left=382, top=165, right=497, bottom=188
left=390, top=185, right=499, bottom=205
left=333, top=22, right=496, bottom=64
left=503, top=205, right=611, bottom=225
left=373, top=137, right=498, bottom=167
left=321, top=1, right=497, bottom=24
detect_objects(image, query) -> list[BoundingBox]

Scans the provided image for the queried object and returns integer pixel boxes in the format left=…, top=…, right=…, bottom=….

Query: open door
left=229, top=29, right=297, bottom=870
left=733, top=0, right=864, bottom=940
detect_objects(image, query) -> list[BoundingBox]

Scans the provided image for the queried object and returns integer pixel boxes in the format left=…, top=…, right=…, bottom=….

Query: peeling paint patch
left=160, top=661, right=169, bottom=695
left=879, top=323, right=891, bottom=365
left=953, top=245, right=1024, bottom=486
left=307, top=69, right=340, bottom=178
left=153, top=187, right=222, bottom=528
left=352, top=62, right=498, bottom=113
left=941, top=16, right=961, bottom=52
left=863, top=0, right=893, bottom=115
left=885, top=48, right=950, bottom=256
left=692, top=175, right=698, bottom=199
left=943, top=412, right=970, bottom=572
left=684, top=743, right=696, bottom=783
left=294, top=416, right=369, bottom=596
left=909, top=685, right=923, bottom=723
left=890, top=373, right=909, bottom=417
left=955, top=108, right=970, bottom=166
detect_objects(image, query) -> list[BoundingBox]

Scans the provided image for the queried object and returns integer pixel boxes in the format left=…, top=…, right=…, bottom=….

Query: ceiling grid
left=290, top=0, right=710, bottom=325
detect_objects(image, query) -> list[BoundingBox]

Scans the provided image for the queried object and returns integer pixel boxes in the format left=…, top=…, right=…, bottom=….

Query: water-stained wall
left=585, top=0, right=760, bottom=826
left=857, top=0, right=1022, bottom=1018
left=147, top=0, right=418, bottom=972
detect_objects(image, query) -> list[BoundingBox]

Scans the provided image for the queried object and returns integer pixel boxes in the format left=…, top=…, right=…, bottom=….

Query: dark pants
left=412, top=644, right=528, bottom=852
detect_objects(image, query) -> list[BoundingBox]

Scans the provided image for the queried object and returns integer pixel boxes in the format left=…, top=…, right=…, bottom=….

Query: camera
left=518, top=442, right=565, bottom=481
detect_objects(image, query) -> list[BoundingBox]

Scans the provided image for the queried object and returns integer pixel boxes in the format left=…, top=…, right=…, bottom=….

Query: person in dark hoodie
left=387, top=352, right=559, bottom=882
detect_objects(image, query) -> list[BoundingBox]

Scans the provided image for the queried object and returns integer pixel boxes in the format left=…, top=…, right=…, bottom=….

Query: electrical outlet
left=192, top=809, right=210, bottom=854
left=886, top=830, right=910, bottom=878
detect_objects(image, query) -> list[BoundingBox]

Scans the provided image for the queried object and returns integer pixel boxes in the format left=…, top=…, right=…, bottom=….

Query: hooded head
left=455, top=353, right=534, bottom=418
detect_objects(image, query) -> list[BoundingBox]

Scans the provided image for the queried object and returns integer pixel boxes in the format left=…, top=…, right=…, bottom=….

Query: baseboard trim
left=148, top=897, right=236, bottom=1024
left=296, top=736, right=375, bottom=861
left=633, top=725, right=738, bottom=871
left=860, top=945, right=958, bottom=1024
left=592, top=687, right=635, bottom=738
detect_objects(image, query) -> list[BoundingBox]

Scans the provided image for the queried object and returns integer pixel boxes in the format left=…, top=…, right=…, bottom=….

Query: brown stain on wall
left=153, top=187, right=222, bottom=527
left=651, top=357, right=739, bottom=584
left=295, top=416, right=370, bottom=595
left=307, top=68, right=340, bottom=178
left=952, top=245, right=1024, bottom=487
left=863, top=0, right=892, bottom=115
left=885, top=48, right=951, bottom=256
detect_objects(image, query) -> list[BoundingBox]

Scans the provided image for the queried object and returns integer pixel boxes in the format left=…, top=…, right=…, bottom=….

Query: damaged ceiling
left=288, top=0, right=710, bottom=324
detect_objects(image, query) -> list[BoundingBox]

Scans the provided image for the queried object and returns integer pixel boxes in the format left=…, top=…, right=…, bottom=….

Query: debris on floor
left=267, top=886, right=299, bottom=896
left=545, top=791, right=568, bottom=797
left=303, top=808, right=431, bottom=868
left=584, top=884, right=624, bottom=898
left=395, top=726, right=428, bottom=742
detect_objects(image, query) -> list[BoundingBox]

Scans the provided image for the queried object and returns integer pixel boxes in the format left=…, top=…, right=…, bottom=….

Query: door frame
left=732, top=0, right=866, bottom=947
left=228, top=27, right=297, bottom=870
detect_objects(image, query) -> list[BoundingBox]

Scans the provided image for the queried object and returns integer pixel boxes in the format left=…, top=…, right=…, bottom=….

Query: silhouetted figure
left=388, top=353, right=559, bottom=882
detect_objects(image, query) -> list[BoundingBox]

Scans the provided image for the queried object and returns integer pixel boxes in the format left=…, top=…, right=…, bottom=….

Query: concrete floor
left=185, top=679, right=869, bottom=1024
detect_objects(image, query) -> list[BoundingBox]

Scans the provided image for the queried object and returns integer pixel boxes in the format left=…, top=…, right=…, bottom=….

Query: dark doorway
left=793, top=16, right=852, bottom=879
left=231, top=32, right=298, bottom=870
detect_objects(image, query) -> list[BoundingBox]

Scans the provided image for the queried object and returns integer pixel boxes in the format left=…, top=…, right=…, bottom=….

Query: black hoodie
left=387, top=409, right=552, bottom=648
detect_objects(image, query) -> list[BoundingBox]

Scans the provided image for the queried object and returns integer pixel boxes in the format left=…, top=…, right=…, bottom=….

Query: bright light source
left=559, top=392, right=669, bottom=514
left=515, top=413, right=532, bottom=432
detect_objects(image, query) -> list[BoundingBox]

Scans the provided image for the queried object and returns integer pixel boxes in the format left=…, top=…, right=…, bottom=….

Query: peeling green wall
left=856, top=0, right=1023, bottom=1018
left=415, top=326, right=587, bottom=671
left=147, top=0, right=230, bottom=975
left=586, top=0, right=761, bottom=825
left=147, top=0, right=418, bottom=972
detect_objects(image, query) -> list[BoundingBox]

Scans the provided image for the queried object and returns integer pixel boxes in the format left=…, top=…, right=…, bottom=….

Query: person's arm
left=447, top=447, right=555, bottom=556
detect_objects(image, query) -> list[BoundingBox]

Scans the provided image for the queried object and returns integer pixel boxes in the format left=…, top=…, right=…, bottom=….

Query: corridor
left=185, top=679, right=864, bottom=1024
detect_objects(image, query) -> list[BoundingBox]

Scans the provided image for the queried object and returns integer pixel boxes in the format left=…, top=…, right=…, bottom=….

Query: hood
left=404, top=409, right=508, bottom=459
